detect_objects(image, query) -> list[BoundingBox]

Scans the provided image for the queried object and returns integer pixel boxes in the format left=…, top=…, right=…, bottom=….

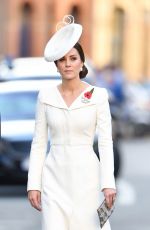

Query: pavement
left=0, top=136, right=150, bottom=230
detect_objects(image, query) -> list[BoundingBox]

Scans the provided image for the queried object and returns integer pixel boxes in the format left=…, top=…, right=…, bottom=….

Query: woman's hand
left=102, top=188, right=117, bottom=209
left=28, top=190, right=42, bottom=211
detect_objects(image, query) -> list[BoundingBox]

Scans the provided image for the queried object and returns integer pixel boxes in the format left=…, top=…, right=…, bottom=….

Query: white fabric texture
left=27, top=85, right=116, bottom=230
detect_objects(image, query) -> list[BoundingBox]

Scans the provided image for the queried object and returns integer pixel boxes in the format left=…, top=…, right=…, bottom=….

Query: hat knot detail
left=56, top=15, right=75, bottom=31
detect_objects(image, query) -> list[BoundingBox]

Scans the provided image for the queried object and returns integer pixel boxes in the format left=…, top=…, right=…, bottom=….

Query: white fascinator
left=44, top=15, right=82, bottom=62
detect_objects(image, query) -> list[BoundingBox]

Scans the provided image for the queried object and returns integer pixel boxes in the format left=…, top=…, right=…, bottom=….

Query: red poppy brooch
left=81, top=88, right=94, bottom=103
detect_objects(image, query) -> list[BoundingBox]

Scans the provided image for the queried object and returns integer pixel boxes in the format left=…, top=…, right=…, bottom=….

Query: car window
left=0, top=91, right=38, bottom=121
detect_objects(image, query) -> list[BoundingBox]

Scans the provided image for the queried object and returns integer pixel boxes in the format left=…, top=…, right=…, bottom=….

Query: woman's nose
left=65, top=59, right=71, bottom=67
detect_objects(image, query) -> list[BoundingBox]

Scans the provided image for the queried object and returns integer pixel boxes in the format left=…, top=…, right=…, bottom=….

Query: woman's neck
left=61, top=79, right=84, bottom=92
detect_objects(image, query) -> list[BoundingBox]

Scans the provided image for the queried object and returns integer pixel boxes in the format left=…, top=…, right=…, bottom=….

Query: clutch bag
left=97, top=199, right=115, bottom=228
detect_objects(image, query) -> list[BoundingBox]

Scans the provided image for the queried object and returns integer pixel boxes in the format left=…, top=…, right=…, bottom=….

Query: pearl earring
left=80, top=67, right=83, bottom=71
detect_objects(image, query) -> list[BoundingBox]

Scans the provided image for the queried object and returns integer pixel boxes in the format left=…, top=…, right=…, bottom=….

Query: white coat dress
left=27, top=84, right=116, bottom=230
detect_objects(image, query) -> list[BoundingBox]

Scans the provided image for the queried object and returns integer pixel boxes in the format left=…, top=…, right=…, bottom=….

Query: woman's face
left=56, top=48, right=83, bottom=80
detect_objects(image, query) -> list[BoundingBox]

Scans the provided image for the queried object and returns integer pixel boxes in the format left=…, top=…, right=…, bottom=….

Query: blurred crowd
left=88, top=62, right=150, bottom=138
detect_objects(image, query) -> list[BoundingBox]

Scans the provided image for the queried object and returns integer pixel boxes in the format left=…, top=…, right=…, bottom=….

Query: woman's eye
left=59, top=58, right=65, bottom=62
left=71, top=57, right=77, bottom=61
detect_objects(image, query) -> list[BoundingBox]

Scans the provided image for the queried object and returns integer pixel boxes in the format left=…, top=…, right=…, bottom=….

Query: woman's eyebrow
left=59, top=54, right=77, bottom=60
left=69, top=54, right=77, bottom=57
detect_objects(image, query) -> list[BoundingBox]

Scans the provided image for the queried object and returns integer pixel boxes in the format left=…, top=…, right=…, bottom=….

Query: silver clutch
left=97, top=199, right=115, bottom=228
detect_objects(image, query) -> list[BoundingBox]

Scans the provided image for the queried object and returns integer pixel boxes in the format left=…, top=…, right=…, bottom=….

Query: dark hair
left=54, top=42, right=88, bottom=79
left=73, top=42, right=88, bottom=79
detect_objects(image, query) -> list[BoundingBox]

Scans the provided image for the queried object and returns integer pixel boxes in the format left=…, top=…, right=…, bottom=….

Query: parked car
left=0, top=79, right=61, bottom=183
left=0, top=56, right=95, bottom=83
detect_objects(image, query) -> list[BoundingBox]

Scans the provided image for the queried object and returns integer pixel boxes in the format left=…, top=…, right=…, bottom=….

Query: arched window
left=143, top=10, right=150, bottom=79
left=112, top=8, right=125, bottom=67
left=20, top=2, right=32, bottom=57
left=70, top=6, right=80, bottom=23
left=46, top=3, right=55, bottom=37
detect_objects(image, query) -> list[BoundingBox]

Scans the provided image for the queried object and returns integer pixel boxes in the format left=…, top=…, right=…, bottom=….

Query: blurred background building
left=0, top=0, right=150, bottom=81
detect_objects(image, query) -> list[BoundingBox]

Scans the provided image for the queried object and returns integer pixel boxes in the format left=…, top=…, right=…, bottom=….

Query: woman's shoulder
left=82, top=84, right=109, bottom=105
left=92, top=85, right=109, bottom=100
left=37, top=85, right=57, bottom=103
left=93, top=85, right=108, bottom=94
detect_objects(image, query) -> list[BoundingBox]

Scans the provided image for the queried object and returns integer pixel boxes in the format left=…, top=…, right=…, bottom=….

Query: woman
left=27, top=17, right=116, bottom=230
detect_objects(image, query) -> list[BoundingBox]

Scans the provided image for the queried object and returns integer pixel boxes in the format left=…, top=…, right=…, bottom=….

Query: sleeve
left=27, top=92, right=48, bottom=192
left=96, top=88, right=116, bottom=191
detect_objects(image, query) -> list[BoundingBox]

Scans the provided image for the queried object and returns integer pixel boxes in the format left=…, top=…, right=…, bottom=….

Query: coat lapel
left=38, top=85, right=97, bottom=110
left=39, top=86, right=67, bottom=109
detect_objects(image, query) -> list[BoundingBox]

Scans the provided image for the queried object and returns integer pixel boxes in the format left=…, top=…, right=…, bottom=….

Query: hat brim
left=44, top=23, right=82, bottom=62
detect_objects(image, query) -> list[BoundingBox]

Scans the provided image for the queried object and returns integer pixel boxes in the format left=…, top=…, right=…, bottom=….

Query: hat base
left=44, top=23, right=82, bottom=62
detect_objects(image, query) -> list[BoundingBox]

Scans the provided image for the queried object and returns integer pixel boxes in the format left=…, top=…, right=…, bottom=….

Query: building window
left=112, top=8, right=125, bottom=67
left=20, top=2, right=32, bottom=57
left=70, top=6, right=80, bottom=23
left=143, top=10, right=150, bottom=79
left=46, top=3, right=54, bottom=38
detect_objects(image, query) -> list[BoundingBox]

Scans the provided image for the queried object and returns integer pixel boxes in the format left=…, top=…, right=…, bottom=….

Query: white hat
left=44, top=15, right=82, bottom=62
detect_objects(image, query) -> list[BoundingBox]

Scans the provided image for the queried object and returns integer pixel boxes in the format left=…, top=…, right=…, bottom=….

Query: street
left=0, top=137, right=150, bottom=230
left=112, top=136, right=150, bottom=230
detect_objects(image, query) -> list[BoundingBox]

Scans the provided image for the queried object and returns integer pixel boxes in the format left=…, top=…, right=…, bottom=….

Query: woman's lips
left=64, top=70, right=73, bottom=73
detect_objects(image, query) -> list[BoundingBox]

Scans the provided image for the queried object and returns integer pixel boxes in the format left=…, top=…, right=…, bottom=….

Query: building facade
left=0, top=0, right=150, bottom=81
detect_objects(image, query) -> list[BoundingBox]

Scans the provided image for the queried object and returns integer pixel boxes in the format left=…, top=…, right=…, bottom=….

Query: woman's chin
left=62, top=74, right=77, bottom=80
